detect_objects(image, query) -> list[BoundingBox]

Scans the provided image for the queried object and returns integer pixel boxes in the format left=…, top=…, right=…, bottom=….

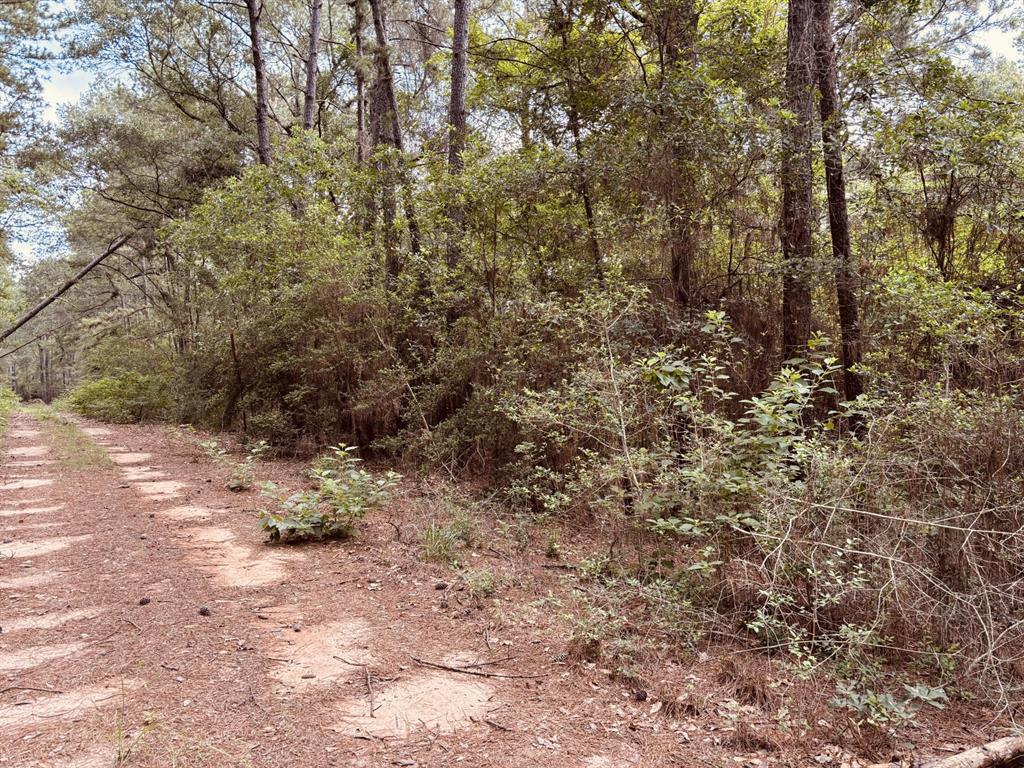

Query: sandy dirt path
left=2, top=411, right=996, bottom=768
left=1, top=411, right=684, bottom=768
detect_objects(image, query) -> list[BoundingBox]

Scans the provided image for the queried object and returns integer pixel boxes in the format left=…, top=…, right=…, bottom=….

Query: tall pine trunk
left=302, top=0, right=323, bottom=131
left=780, top=0, right=815, bottom=358
left=445, top=0, right=470, bottom=268
left=244, top=0, right=273, bottom=165
left=650, top=0, right=699, bottom=307
left=813, top=0, right=863, bottom=401
left=368, top=0, right=422, bottom=276
left=353, top=0, right=368, bottom=165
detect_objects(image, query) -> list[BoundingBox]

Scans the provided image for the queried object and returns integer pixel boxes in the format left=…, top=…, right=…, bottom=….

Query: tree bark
left=813, top=0, right=863, bottom=402
left=368, top=0, right=422, bottom=275
left=353, top=0, right=369, bottom=165
left=551, top=1, right=602, bottom=282
left=567, top=92, right=602, bottom=280
left=445, top=0, right=470, bottom=268
left=781, top=0, right=815, bottom=359
left=868, top=735, right=1024, bottom=768
left=244, top=0, right=273, bottom=165
left=649, top=0, right=700, bottom=306
left=302, top=0, right=323, bottom=131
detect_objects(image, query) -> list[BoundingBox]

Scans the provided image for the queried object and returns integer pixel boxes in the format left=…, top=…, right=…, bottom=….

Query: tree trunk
left=650, top=0, right=699, bottom=307
left=302, top=0, right=323, bottom=131
left=353, top=0, right=369, bottom=165
left=368, top=0, right=422, bottom=274
left=244, top=0, right=273, bottom=165
left=780, top=0, right=815, bottom=359
left=0, top=235, right=132, bottom=345
left=554, top=10, right=602, bottom=281
left=813, top=0, right=863, bottom=401
left=445, top=0, right=470, bottom=268
left=567, top=97, right=601, bottom=281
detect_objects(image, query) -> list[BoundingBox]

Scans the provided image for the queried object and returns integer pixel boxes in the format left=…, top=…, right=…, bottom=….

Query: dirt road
left=2, top=410, right=994, bottom=768
left=1, top=410, right=698, bottom=768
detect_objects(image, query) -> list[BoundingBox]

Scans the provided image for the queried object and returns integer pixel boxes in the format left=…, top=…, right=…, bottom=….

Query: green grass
left=421, top=511, right=477, bottom=565
left=0, top=388, right=17, bottom=433
left=460, top=568, right=502, bottom=600
left=26, top=404, right=112, bottom=470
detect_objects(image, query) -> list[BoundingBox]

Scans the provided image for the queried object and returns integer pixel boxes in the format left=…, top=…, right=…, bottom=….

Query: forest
left=2, top=0, right=1024, bottom=763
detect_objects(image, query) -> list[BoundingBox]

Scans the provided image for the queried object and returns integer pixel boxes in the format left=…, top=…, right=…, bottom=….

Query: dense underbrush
left=0, top=387, right=17, bottom=428
left=57, top=140, right=1024, bottom=720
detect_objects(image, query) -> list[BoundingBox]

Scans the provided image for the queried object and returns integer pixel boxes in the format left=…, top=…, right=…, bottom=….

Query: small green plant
left=259, top=444, right=400, bottom=542
left=831, top=681, right=947, bottom=728
left=460, top=568, right=501, bottom=600
left=421, top=508, right=477, bottom=564
left=544, top=531, right=562, bottom=560
left=110, top=682, right=157, bottom=765
left=494, top=516, right=529, bottom=554
left=201, top=438, right=268, bottom=491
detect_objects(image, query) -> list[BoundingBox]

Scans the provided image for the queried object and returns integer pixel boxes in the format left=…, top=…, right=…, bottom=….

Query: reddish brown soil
left=0, top=412, right=1008, bottom=767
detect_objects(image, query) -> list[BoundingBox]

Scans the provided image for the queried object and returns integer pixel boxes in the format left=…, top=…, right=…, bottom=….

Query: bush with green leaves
left=0, top=386, right=18, bottom=428
left=259, top=445, right=400, bottom=542
left=493, top=304, right=1024, bottom=712
left=66, top=372, right=173, bottom=423
left=831, top=681, right=948, bottom=729
left=200, top=438, right=268, bottom=491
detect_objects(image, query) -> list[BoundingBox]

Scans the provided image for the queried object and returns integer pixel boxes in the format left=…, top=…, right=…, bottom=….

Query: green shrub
left=200, top=438, right=268, bottom=491
left=831, top=681, right=947, bottom=729
left=259, top=445, right=400, bottom=542
left=66, top=372, right=173, bottom=423
left=421, top=504, right=478, bottom=564
left=0, top=386, right=18, bottom=428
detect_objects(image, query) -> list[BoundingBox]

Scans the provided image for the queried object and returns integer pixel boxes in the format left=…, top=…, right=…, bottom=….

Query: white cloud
left=40, top=66, right=94, bottom=123
left=976, top=25, right=1021, bottom=61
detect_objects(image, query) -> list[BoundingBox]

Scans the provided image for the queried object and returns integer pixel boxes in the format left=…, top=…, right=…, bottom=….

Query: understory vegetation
left=259, top=444, right=400, bottom=540
left=30, top=405, right=112, bottom=469
left=2, top=0, right=1024, bottom=737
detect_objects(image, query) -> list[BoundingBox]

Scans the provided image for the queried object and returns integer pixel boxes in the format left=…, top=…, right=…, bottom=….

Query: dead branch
left=0, top=234, right=132, bottom=345
left=870, top=737, right=1024, bottom=768
left=411, top=656, right=546, bottom=679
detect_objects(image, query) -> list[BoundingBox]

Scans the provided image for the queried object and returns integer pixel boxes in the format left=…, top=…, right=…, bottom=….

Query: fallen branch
left=0, top=234, right=132, bottom=345
left=332, top=655, right=366, bottom=667
left=870, top=736, right=1024, bottom=768
left=365, top=665, right=375, bottom=718
left=411, top=656, right=546, bottom=679
left=458, top=656, right=518, bottom=670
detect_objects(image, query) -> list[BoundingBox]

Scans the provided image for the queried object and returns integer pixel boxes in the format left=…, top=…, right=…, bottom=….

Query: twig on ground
left=332, top=655, right=366, bottom=667
left=457, top=656, right=519, bottom=670
left=411, top=656, right=547, bottom=679
left=366, top=665, right=375, bottom=718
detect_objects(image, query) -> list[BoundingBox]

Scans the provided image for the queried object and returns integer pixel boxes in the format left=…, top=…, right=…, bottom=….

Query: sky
left=40, top=67, right=94, bottom=124
left=979, top=23, right=1022, bottom=62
